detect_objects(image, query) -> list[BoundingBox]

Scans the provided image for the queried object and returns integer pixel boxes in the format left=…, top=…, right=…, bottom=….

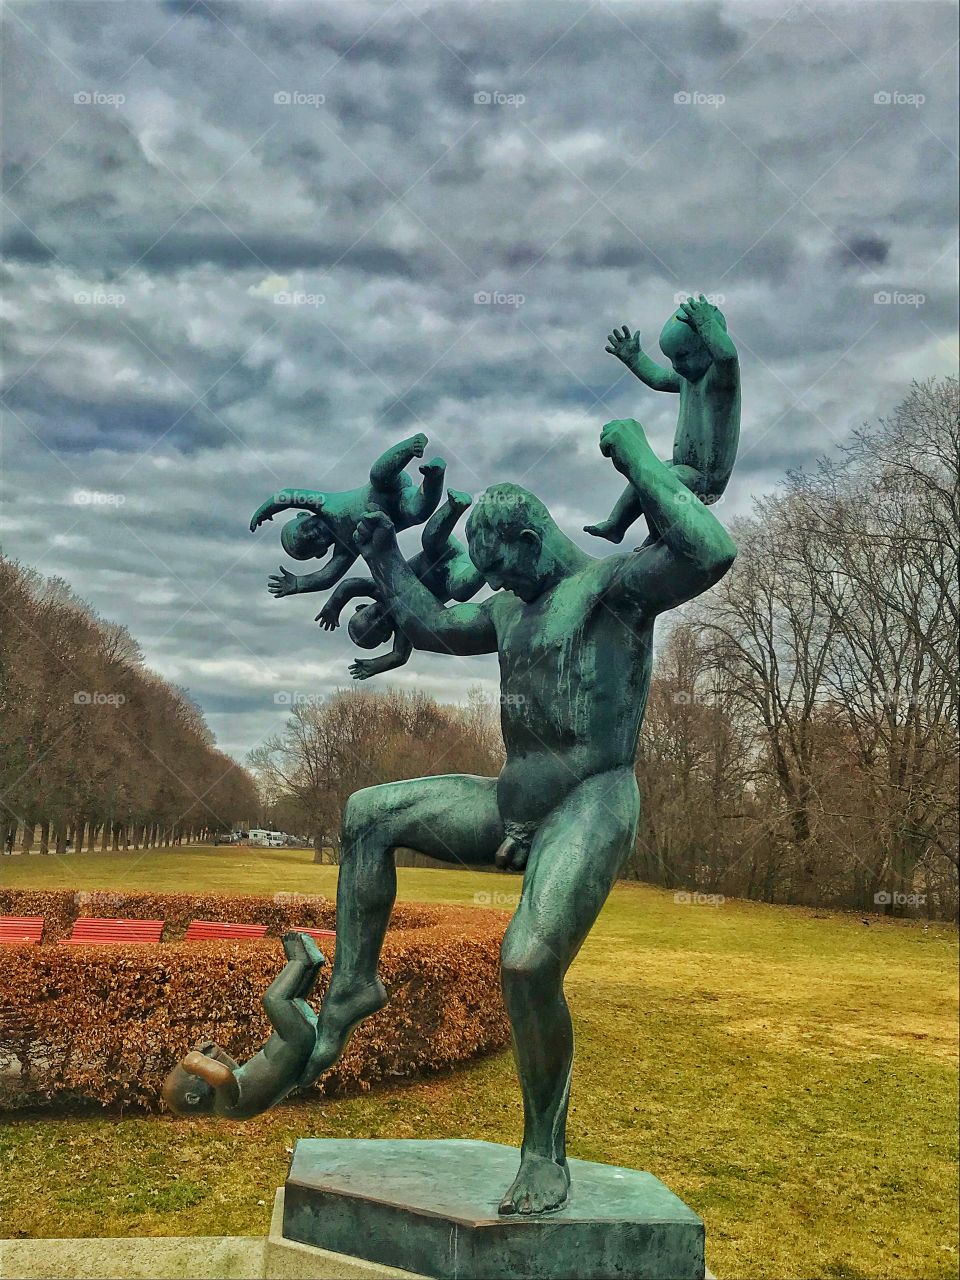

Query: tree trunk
left=39, top=820, right=49, bottom=855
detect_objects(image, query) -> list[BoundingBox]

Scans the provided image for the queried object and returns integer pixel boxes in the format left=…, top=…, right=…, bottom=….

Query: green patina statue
left=585, top=295, right=740, bottom=544
left=249, top=433, right=446, bottom=598
left=197, top=302, right=740, bottom=1221
left=315, top=486, right=484, bottom=681
left=162, top=931, right=325, bottom=1119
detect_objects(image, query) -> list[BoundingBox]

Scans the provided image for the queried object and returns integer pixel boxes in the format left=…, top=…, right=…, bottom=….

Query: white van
left=248, top=829, right=285, bottom=848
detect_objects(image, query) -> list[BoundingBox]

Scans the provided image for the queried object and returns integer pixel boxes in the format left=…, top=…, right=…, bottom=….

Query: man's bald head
left=466, top=484, right=566, bottom=602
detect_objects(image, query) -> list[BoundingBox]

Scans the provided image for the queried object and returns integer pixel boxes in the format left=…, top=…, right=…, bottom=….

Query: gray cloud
left=2, top=0, right=957, bottom=758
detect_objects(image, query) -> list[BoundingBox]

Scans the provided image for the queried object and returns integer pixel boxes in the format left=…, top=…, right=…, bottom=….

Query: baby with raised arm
left=315, top=488, right=484, bottom=680
left=249, top=434, right=446, bottom=599
left=585, top=295, right=740, bottom=545
left=161, top=932, right=324, bottom=1120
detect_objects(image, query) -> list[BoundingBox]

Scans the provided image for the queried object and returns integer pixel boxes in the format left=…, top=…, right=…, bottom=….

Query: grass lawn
left=1, top=846, right=957, bottom=1279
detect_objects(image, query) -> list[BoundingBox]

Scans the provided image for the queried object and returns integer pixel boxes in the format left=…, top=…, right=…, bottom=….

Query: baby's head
left=348, top=602, right=393, bottom=649
left=281, top=513, right=333, bottom=562
left=659, top=305, right=726, bottom=382
left=161, top=1054, right=217, bottom=1116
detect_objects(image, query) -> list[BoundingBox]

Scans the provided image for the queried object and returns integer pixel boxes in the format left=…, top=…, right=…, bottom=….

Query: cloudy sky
left=2, top=0, right=957, bottom=761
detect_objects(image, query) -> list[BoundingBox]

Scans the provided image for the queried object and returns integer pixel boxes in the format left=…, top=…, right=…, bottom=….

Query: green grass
left=1, top=846, right=957, bottom=1279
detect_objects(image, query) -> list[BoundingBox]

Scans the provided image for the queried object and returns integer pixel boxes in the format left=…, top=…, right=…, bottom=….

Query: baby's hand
left=676, top=294, right=721, bottom=333
left=349, top=658, right=377, bottom=681
left=268, top=567, right=299, bottom=597
left=315, top=603, right=340, bottom=631
left=605, top=325, right=642, bottom=364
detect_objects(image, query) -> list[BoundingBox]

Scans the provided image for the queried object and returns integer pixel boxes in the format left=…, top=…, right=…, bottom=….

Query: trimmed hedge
left=0, top=890, right=510, bottom=1110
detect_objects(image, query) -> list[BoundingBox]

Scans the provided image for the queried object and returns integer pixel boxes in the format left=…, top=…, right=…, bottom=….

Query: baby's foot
left=446, top=487, right=472, bottom=512
left=282, top=930, right=325, bottom=967
left=419, top=456, right=446, bottom=478
left=583, top=518, right=626, bottom=543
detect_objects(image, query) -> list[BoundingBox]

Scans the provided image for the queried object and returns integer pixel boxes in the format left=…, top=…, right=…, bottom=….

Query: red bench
left=0, top=915, right=44, bottom=945
left=59, top=918, right=163, bottom=945
left=184, top=920, right=268, bottom=942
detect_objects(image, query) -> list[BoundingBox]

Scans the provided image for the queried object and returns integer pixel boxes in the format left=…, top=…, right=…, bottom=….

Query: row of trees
left=252, top=686, right=503, bottom=861
left=632, top=378, right=958, bottom=918
left=0, top=560, right=258, bottom=854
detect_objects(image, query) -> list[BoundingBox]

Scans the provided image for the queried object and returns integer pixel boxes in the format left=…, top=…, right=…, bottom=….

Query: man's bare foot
left=583, top=519, right=625, bottom=543
left=498, top=1153, right=570, bottom=1215
left=446, top=487, right=472, bottom=512
left=419, top=457, right=446, bottom=478
left=298, top=979, right=388, bottom=1087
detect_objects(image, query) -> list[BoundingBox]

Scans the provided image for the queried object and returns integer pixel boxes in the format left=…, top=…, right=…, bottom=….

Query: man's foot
left=446, top=487, right=472, bottom=512
left=498, top=1153, right=570, bottom=1215
left=298, top=979, right=388, bottom=1087
left=419, top=457, right=446, bottom=478
left=583, top=519, right=625, bottom=543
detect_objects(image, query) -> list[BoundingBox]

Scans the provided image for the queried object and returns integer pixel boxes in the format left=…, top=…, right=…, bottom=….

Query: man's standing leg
left=498, top=766, right=640, bottom=1215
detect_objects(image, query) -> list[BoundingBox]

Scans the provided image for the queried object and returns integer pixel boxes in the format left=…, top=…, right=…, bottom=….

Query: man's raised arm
left=599, top=419, right=737, bottom=614
left=354, top=511, right=497, bottom=656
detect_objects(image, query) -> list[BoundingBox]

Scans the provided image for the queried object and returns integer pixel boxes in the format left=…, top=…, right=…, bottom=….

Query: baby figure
left=585, top=295, right=740, bottom=545
left=315, top=488, right=484, bottom=681
left=161, top=932, right=324, bottom=1120
left=249, top=434, right=446, bottom=599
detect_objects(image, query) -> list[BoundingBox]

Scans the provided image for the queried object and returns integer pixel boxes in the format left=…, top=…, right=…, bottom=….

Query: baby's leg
left=584, top=482, right=643, bottom=543
left=421, top=488, right=471, bottom=560
left=368, top=434, right=428, bottom=488
left=398, top=457, right=446, bottom=527
left=261, top=934, right=324, bottom=1049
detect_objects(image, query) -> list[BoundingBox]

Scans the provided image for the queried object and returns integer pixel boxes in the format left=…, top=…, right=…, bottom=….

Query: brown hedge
left=0, top=893, right=510, bottom=1110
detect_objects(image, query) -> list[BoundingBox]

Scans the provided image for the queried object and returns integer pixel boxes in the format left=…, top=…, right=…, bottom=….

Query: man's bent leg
left=498, top=766, right=640, bottom=1214
left=300, top=774, right=502, bottom=1087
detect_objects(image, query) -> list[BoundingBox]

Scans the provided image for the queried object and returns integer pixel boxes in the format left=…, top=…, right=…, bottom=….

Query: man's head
left=466, top=483, right=562, bottom=603
left=281, top=513, right=333, bottom=561
left=659, top=306, right=726, bottom=382
left=348, top=602, right=394, bottom=649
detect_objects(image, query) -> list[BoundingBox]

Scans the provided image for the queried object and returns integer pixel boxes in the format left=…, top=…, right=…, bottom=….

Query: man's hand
left=676, top=294, right=722, bottom=335
left=354, top=509, right=398, bottom=560
left=268, top=566, right=299, bottom=597
left=599, top=418, right=654, bottom=475
left=315, top=602, right=340, bottom=630
left=405, top=432, right=428, bottom=459
left=605, top=325, right=642, bottom=365
left=349, top=658, right=378, bottom=681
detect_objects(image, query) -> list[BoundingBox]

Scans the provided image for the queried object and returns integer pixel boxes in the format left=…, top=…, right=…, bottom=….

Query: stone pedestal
left=282, top=1138, right=706, bottom=1280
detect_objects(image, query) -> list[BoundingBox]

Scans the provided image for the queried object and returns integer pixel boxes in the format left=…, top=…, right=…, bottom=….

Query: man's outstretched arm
left=355, top=510, right=497, bottom=656
left=599, top=419, right=737, bottom=614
